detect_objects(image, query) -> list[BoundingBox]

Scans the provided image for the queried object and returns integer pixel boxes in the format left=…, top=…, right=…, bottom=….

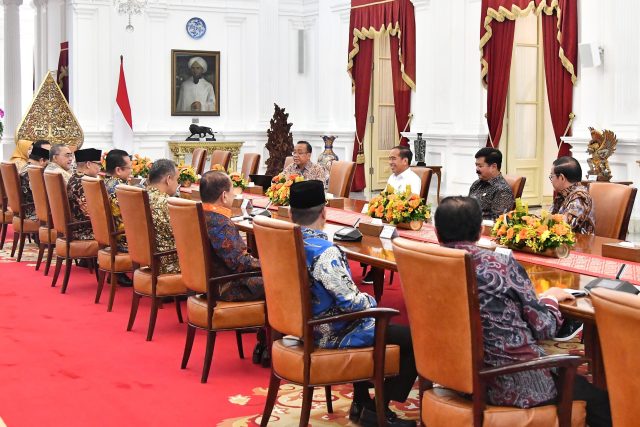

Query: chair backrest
left=393, top=238, right=481, bottom=395
left=503, top=174, right=526, bottom=200
left=591, top=287, right=640, bottom=427
left=191, top=148, right=207, bottom=175
left=410, top=166, right=433, bottom=200
left=82, top=176, right=115, bottom=247
left=43, top=171, right=72, bottom=237
left=210, top=150, right=231, bottom=171
left=283, top=156, right=294, bottom=169
left=327, top=161, right=356, bottom=198
left=27, top=166, right=50, bottom=224
left=589, top=182, right=637, bottom=240
left=1, top=162, right=24, bottom=216
left=115, top=185, right=154, bottom=267
left=167, top=197, right=211, bottom=293
left=252, top=216, right=310, bottom=338
left=241, top=153, right=261, bottom=179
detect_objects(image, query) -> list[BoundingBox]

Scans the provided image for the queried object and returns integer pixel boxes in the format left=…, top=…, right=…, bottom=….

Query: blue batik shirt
left=301, top=227, right=377, bottom=349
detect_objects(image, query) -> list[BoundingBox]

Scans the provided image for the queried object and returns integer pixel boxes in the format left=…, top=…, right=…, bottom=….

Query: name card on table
left=602, top=242, right=640, bottom=263
left=380, top=225, right=398, bottom=240
left=361, top=203, right=369, bottom=214
left=232, top=198, right=253, bottom=209
left=327, top=197, right=345, bottom=209
left=495, top=246, right=513, bottom=257
left=243, top=185, right=264, bottom=195
left=358, top=222, right=384, bottom=237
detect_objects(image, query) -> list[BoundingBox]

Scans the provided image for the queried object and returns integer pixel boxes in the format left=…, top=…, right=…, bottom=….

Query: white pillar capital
left=2, top=0, right=24, bottom=7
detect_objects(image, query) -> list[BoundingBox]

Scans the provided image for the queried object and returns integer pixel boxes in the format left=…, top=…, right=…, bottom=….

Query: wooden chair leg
left=175, top=297, right=183, bottom=323
left=107, top=272, right=118, bottom=312
left=181, top=324, right=196, bottom=369
left=299, top=386, right=313, bottom=427
left=235, top=330, right=245, bottom=359
left=389, top=270, right=394, bottom=285
left=146, top=297, right=160, bottom=341
left=0, top=223, right=7, bottom=249
left=44, top=244, right=54, bottom=276
left=35, top=243, right=45, bottom=270
left=51, top=256, right=63, bottom=287
left=127, top=292, right=141, bottom=331
left=201, top=330, right=217, bottom=383
left=373, top=376, right=388, bottom=427
left=92, top=258, right=100, bottom=282
left=60, top=257, right=73, bottom=294
left=16, top=232, right=27, bottom=262
left=95, top=269, right=106, bottom=304
left=325, top=386, right=333, bottom=413
left=260, top=372, right=282, bottom=427
left=10, top=232, right=18, bottom=257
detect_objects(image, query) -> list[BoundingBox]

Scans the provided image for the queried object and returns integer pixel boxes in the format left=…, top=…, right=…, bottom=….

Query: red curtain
left=348, top=0, right=416, bottom=191
left=57, top=41, right=69, bottom=101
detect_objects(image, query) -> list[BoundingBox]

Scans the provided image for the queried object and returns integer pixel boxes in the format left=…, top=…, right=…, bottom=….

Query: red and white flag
left=113, top=55, right=133, bottom=152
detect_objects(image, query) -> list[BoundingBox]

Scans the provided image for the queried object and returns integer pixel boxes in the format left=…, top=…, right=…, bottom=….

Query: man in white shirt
left=386, top=146, right=421, bottom=195
left=176, top=56, right=216, bottom=112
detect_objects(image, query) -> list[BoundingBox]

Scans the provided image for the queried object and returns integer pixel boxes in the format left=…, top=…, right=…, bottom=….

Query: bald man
left=176, top=56, right=216, bottom=112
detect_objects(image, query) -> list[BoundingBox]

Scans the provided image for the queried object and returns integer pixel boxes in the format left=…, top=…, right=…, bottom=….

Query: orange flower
left=506, top=228, right=515, bottom=240
left=518, top=229, right=529, bottom=240
left=551, top=223, right=569, bottom=236
left=536, top=225, right=548, bottom=236
left=552, top=214, right=565, bottom=223
left=497, top=225, right=507, bottom=237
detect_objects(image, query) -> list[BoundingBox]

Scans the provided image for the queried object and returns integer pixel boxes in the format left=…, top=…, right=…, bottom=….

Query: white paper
left=380, top=225, right=397, bottom=239
left=248, top=182, right=255, bottom=187
left=482, top=219, right=495, bottom=227
left=495, top=246, right=513, bottom=257
left=619, top=241, right=636, bottom=248
left=241, top=199, right=250, bottom=209
left=325, top=192, right=334, bottom=200
left=586, top=174, right=598, bottom=181
left=361, top=203, right=370, bottom=214
left=371, top=218, right=383, bottom=226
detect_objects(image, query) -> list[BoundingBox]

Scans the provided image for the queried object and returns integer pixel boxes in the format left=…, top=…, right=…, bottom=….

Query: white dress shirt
left=386, top=168, right=422, bottom=195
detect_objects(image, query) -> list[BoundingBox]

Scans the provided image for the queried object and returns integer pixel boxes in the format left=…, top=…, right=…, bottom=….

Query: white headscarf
left=188, top=56, right=208, bottom=73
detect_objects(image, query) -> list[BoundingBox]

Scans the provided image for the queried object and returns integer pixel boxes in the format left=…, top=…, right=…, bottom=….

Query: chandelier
left=114, top=0, right=148, bottom=32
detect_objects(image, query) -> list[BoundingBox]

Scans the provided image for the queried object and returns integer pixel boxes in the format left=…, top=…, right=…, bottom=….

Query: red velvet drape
left=542, top=0, right=577, bottom=157
left=348, top=0, right=416, bottom=191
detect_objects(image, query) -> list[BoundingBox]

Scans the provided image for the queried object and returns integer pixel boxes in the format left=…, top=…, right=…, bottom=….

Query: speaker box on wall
left=579, top=43, right=602, bottom=68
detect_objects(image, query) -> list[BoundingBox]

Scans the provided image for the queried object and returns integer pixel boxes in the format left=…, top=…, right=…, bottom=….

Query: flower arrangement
left=0, top=108, right=4, bottom=138
left=178, top=164, right=198, bottom=186
left=211, top=164, right=226, bottom=172
left=265, top=173, right=305, bottom=205
left=131, top=154, right=153, bottom=178
left=492, top=199, right=575, bottom=254
left=367, top=184, right=431, bottom=225
left=229, top=171, right=248, bottom=190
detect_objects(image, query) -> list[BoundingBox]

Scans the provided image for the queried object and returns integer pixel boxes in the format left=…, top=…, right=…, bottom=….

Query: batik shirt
left=147, top=187, right=180, bottom=275
left=552, top=183, right=595, bottom=235
left=45, top=162, right=73, bottom=184
left=67, top=172, right=94, bottom=240
left=447, top=242, right=563, bottom=408
left=18, top=165, right=37, bottom=221
left=302, top=228, right=377, bottom=349
left=469, top=174, right=515, bottom=220
left=283, top=161, right=328, bottom=186
left=202, top=204, right=264, bottom=302
left=104, top=175, right=128, bottom=252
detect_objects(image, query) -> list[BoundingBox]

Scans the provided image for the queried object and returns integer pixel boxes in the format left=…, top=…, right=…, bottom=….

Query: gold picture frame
left=171, top=49, right=220, bottom=116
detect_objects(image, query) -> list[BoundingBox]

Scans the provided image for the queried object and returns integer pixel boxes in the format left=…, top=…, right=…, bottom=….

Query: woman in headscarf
left=9, top=139, right=33, bottom=170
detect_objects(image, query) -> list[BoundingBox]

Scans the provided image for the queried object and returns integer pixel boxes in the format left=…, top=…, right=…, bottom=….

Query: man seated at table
left=434, top=196, right=611, bottom=427
left=67, top=148, right=102, bottom=240
left=19, top=144, right=50, bottom=221
left=199, top=171, right=267, bottom=364
left=468, top=147, right=514, bottom=220
left=104, top=149, right=133, bottom=252
left=45, top=144, right=74, bottom=184
left=146, top=159, right=181, bottom=274
left=550, top=156, right=595, bottom=235
left=290, top=179, right=417, bottom=427
left=282, top=141, right=328, bottom=185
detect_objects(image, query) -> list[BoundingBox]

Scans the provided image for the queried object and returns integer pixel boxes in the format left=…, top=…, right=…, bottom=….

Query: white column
left=3, top=0, right=23, bottom=145
left=33, top=0, right=48, bottom=84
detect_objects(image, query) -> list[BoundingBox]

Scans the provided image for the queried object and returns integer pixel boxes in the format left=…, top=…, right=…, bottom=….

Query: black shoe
left=349, top=401, right=363, bottom=423
left=359, top=407, right=416, bottom=427
left=553, top=319, right=584, bottom=342
left=362, top=270, right=375, bottom=285
left=260, top=347, right=271, bottom=368
left=117, top=273, right=133, bottom=287
left=252, top=342, right=265, bottom=364
left=77, top=259, right=90, bottom=268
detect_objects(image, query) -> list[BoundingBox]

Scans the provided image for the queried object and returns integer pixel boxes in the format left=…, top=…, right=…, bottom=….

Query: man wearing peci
left=176, top=56, right=216, bottom=113
left=67, top=148, right=102, bottom=241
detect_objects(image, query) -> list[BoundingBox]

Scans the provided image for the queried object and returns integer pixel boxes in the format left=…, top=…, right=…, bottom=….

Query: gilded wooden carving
left=586, top=127, right=617, bottom=181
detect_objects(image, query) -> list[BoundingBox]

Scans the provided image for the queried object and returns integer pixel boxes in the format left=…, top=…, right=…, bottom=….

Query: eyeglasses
left=91, top=161, right=102, bottom=167
left=292, top=151, right=309, bottom=156
left=56, top=153, right=74, bottom=158
left=548, top=174, right=559, bottom=181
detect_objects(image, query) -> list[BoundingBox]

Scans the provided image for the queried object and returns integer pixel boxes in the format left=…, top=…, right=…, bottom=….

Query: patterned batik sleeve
left=312, top=246, right=376, bottom=312
left=508, top=256, right=561, bottom=340
left=210, top=220, right=260, bottom=273
left=490, top=188, right=515, bottom=220
left=562, top=197, right=588, bottom=233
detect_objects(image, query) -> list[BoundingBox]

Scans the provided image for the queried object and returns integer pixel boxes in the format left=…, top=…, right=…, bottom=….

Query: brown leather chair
left=1, top=162, right=39, bottom=261
left=209, top=150, right=231, bottom=171
left=241, top=153, right=261, bottom=179
left=44, top=171, right=100, bottom=293
left=168, top=197, right=265, bottom=383
left=589, top=182, right=637, bottom=240
left=283, top=156, right=294, bottom=169
left=392, top=237, right=586, bottom=427
left=591, top=287, right=640, bottom=427
left=410, top=167, right=433, bottom=200
left=27, top=166, right=57, bottom=274
left=82, top=176, right=134, bottom=312
left=252, top=216, right=400, bottom=427
left=0, top=166, right=14, bottom=250
left=191, top=148, right=207, bottom=175
left=116, top=184, right=187, bottom=341
left=503, top=174, right=526, bottom=200
left=327, top=161, right=356, bottom=198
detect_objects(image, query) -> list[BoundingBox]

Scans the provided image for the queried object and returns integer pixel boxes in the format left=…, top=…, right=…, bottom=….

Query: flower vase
left=508, top=243, right=570, bottom=259
left=317, top=135, right=339, bottom=171
left=182, top=180, right=192, bottom=188
left=233, top=187, right=243, bottom=195
left=396, top=220, right=424, bottom=231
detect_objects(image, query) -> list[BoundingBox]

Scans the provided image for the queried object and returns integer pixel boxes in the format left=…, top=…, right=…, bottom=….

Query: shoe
left=553, top=319, right=584, bottom=342
left=260, top=347, right=271, bottom=368
left=349, top=401, right=363, bottom=423
left=359, top=407, right=416, bottom=427
left=117, top=273, right=133, bottom=287
left=77, top=259, right=90, bottom=268
left=361, top=270, right=375, bottom=285
left=252, top=342, right=265, bottom=364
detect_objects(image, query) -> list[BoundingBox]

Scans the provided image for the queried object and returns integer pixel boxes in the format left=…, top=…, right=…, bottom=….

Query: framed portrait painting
left=171, top=49, right=220, bottom=116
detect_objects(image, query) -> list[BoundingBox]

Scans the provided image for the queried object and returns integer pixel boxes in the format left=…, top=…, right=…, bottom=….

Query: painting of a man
left=172, top=50, right=220, bottom=116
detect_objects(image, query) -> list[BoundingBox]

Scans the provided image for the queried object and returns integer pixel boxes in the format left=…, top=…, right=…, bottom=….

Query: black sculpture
left=187, top=124, right=216, bottom=141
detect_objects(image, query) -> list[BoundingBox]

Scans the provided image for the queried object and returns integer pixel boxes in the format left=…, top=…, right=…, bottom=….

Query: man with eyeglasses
left=468, top=147, right=514, bottom=220
left=282, top=140, right=328, bottom=186
left=549, top=156, right=595, bottom=235
left=45, top=144, right=74, bottom=184
left=67, top=148, right=102, bottom=240
left=104, top=149, right=133, bottom=252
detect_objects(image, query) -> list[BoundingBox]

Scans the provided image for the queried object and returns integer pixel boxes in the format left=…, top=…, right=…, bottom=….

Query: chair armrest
left=153, top=249, right=177, bottom=258
left=479, top=354, right=585, bottom=379
left=207, top=270, right=262, bottom=285
left=308, top=308, right=399, bottom=327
